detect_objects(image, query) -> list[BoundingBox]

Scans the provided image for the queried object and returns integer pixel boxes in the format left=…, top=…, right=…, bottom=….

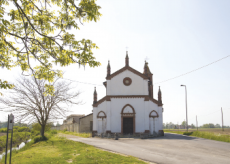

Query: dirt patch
left=0, top=133, right=6, bottom=137
left=72, top=153, right=80, bottom=157
left=66, top=159, right=73, bottom=163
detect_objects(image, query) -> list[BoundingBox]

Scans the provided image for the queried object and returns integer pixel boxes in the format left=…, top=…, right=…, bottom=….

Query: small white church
left=92, top=52, right=164, bottom=136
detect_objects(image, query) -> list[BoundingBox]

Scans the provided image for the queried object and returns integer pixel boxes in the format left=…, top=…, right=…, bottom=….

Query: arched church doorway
left=121, top=104, right=135, bottom=134
left=97, top=111, right=106, bottom=134
left=149, top=110, right=159, bottom=134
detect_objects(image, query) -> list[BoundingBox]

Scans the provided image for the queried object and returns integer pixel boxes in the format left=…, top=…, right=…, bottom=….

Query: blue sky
left=1, top=0, right=230, bottom=126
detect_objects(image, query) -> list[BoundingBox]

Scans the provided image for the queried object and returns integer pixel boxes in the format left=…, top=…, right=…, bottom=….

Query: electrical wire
left=62, top=54, right=230, bottom=86
left=154, top=55, right=230, bottom=85
left=199, top=109, right=220, bottom=117
left=198, top=108, right=230, bottom=117
left=63, top=78, right=103, bottom=86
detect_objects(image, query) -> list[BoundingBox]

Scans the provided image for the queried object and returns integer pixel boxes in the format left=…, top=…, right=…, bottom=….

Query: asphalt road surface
left=63, top=133, right=230, bottom=164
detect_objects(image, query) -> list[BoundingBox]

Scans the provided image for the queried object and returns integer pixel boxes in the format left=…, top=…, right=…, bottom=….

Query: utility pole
left=196, top=115, right=198, bottom=131
left=181, top=85, right=188, bottom=132
left=221, top=107, right=224, bottom=131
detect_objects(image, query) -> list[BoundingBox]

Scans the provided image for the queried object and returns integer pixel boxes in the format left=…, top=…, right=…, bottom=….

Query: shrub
left=31, top=130, right=40, bottom=138
left=18, top=126, right=30, bottom=132
left=183, top=132, right=193, bottom=135
left=50, top=130, right=57, bottom=134
left=33, top=136, right=48, bottom=143
left=32, top=123, right=53, bottom=132
left=0, top=128, right=7, bottom=132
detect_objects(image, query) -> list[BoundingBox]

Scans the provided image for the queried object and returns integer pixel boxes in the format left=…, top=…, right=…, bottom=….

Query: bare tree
left=0, top=76, right=81, bottom=137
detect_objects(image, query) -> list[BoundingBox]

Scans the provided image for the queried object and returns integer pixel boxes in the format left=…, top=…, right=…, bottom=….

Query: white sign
left=8, top=114, right=14, bottom=130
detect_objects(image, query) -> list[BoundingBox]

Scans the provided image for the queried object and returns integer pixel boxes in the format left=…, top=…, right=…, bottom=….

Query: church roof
left=106, top=66, right=149, bottom=80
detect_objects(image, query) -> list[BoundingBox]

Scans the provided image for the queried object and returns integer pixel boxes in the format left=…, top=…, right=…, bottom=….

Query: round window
left=123, top=77, right=132, bottom=86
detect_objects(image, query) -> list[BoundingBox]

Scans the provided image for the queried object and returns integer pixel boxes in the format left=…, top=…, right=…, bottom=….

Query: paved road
left=63, top=133, right=230, bottom=164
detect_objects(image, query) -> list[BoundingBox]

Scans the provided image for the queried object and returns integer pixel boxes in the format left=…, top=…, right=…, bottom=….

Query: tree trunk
left=40, top=125, right=45, bottom=137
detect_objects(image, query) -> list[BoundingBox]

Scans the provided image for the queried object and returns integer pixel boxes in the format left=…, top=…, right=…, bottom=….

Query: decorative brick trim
left=158, top=103, right=163, bottom=107
left=121, top=104, right=136, bottom=134
left=144, top=97, right=149, bottom=101
left=123, top=77, right=132, bottom=86
left=149, top=110, right=159, bottom=118
left=93, top=95, right=160, bottom=107
left=92, top=96, right=107, bottom=107
left=121, top=104, right=136, bottom=114
left=106, top=66, right=148, bottom=80
left=144, top=130, right=150, bottom=133
left=103, top=81, right=107, bottom=87
left=97, top=111, right=106, bottom=118
left=159, top=130, right=164, bottom=136
left=149, top=97, right=160, bottom=104
left=106, top=130, right=111, bottom=134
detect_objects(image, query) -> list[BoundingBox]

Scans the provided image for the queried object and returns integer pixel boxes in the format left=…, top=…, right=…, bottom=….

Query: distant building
left=79, top=113, right=93, bottom=133
left=63, top=114, right=85, bottom=124
left=53, top=114, right=93, bottom=133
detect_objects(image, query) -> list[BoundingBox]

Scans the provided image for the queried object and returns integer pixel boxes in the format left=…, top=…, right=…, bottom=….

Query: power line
left=199, top=108, right=230, bottom=117
left=199, top=109, right=220, bottom=117
left=154, top=55, right=230, bottom=85
left=63, top=54, right=230, bottom=86
left=63, top=78, right=103, bottom=86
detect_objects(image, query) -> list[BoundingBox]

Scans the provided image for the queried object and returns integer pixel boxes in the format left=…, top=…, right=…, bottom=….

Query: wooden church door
left=123, top=117, right=133, bottom=134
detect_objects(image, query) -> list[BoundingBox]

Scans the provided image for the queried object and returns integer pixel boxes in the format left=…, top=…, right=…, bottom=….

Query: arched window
left=97, top=111, right=106, bottom=118
left=121, top=104, right=135, bottom=116
left=149, top=110, right=159, bottom=118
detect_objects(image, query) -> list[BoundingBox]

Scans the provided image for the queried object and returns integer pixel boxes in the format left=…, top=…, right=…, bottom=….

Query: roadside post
left=4, top=114, right=14, bottom=164
left=181, top=85, right=188, bottom=132
left=221, top=108, right=224, bottom=131
left=196, top=115, right=198, bottom=131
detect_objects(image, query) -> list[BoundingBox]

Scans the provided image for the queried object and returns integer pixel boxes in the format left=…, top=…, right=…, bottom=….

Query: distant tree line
left=163, top=122, right=230, bottom=129
left=0, top=121, right=29, bottom=129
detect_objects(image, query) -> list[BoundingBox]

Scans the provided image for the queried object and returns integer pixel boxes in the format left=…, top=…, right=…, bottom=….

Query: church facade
left=92, top=52, right=164, bottom=135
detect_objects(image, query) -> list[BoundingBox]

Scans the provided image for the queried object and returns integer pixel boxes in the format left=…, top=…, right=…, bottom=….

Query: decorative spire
left=125, top=51, right=129, bottom=66
left=144, top=61, right=148, bottom=75
left=107, top=60, right=110, bottom=77
left=158, top=86, right=162, bottom=105
left=93, top=87, right=97, bottom=104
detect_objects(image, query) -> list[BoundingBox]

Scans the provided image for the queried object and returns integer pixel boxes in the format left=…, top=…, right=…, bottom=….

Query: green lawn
left=58, top=130, right=91, bottom=138
left=1, top=135, right=146, bottom=164
left=164, top=129, right=230, bottom=143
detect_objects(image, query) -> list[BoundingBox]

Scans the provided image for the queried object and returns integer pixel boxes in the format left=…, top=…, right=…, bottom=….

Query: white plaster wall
left=93, top=101, right=107, bottom=131
left=148, top=101, right=163, bottom=133
left=110, top=98, right=146, bottom=133
left=107, top=70, right=148, bottom=95
left=158, top=106, right=163, bottom=130
left=93, top=107, right=97, bottom=131
left=97, top=118, right=102, bottom=133
left=93, top=98, right=163, bottom=134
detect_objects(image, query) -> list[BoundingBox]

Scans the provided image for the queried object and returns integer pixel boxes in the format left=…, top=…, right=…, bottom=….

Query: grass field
left=58, top=130, right=92, bottom=138
left=165, top=128, right=230, bottom=135
left=164, top=128, right=230, bottom=143
left=1, top=134, right=147, bottom=164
